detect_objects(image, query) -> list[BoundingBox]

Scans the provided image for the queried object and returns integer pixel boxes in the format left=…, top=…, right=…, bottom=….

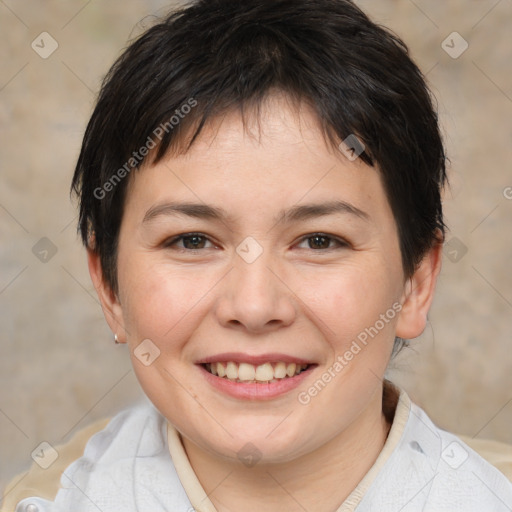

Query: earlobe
left=87, top=249, right=127, bottom=343
left=395, top=241, right=443, bottom=340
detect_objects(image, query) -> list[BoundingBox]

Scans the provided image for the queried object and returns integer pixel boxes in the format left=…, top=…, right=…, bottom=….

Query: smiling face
left=89, top=94, right=441, bottom=466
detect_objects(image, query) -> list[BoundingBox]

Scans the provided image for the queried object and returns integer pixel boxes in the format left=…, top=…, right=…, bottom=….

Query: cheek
left=296, top=260, right=401, bottom=345
left=118, top=258, right=209, bottom=344
left=120, top=263, right=211, bottom=417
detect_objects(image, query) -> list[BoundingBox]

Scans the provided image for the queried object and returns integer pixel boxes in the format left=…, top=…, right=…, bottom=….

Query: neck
left=181, top=383, right=395, bottom=512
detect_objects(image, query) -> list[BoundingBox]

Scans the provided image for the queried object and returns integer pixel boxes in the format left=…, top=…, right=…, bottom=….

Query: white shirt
left=14, top=386, right=512, bottom=512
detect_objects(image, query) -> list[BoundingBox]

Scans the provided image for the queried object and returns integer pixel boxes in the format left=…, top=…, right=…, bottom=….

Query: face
left=90, top=95, right=439, bottom=465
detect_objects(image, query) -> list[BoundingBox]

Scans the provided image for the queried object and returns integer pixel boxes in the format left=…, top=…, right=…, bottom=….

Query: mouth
left=196, top=354, right=316, bottom=399
left=202, top=361, right=311, bottom=384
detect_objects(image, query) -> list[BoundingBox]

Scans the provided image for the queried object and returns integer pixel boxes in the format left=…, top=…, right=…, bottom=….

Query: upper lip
left=196, top=352, right=314, bottom=366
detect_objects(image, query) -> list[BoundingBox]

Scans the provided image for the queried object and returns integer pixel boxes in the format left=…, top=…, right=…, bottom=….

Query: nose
left=214, top=254, right=297, bottom=333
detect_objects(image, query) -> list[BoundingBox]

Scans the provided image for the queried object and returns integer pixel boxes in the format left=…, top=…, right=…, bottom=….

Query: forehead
left=123, top=94, right=392, bottom=227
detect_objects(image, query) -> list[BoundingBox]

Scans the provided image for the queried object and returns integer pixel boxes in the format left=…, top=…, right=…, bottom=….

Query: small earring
left=114, top=334, right=120, bottom=344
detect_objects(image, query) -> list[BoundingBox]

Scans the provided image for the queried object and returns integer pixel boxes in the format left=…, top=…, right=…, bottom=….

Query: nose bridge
left=215, top=246, right=296, bottom=332
left=235, top=253, right=276, bottom=300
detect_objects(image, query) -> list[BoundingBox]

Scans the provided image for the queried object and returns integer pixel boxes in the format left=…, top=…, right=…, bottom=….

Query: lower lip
left=198, top=364, right=315, bottom=400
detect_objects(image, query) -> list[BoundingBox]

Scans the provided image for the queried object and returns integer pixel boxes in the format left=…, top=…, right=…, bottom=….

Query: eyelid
left=295, top=232, right=350, bottom=250
left=162, top=232, right=218, bottom=250
left=161, top=232, right=349, bottom=252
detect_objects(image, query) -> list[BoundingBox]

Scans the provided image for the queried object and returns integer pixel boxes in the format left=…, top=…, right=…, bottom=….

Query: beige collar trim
left=336, top=381, right=411, bottom=511
left=167, top=424, right=218, bottom=512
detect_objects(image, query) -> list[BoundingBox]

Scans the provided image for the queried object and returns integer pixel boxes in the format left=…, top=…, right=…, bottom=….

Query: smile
left=204, top=361, right=309, bottom=383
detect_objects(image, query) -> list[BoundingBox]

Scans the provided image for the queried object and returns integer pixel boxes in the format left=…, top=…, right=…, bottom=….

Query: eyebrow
left=143, top=202, right=228, bottom=224
left=275, top=201, right=370, bottom=224
left=142, top=200, right=370, bottom=225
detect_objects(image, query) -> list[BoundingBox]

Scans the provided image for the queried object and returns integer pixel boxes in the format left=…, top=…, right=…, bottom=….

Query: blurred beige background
left=1, top=0, right=511, bottom=496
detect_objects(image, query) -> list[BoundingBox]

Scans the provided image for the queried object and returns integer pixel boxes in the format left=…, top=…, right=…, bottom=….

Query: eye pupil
left=309, top=235, right=330, bottom=249
left=183, top=235, right=205, bottom=249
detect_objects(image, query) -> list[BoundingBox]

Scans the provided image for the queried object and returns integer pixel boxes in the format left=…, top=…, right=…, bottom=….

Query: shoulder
left=364, top=387, right=512, bottom=511
left=1, top=418, right=109, bottom=511
left=1, top=402, right=160, bottom=512
left=459, top=434, right=512, bottom=483
left=408, top=402, right=512, bottom=510
left=74, top=401, right=167, bottom=463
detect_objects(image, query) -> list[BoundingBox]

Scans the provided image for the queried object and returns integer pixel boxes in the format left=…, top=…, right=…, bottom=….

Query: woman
left=4, top=0, right=512, bottom=510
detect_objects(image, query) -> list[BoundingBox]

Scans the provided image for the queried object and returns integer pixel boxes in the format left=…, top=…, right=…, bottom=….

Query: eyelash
left=163, top=232, right=349, bottom=252
left=297, top=233, right=349, bottom=251
left=163, top=233, right=217, bottom=251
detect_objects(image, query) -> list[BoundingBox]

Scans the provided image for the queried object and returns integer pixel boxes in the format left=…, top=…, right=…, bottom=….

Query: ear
left=87, top=249, right=127, bottom=343
left=395, top=239, right=443, bottom=340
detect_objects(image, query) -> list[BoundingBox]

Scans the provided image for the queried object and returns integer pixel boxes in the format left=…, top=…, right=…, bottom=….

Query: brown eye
left=164, top=233, right=215, bottom=250
left=308, top=235, right=332, bottom=249
left=181, top=235, right=207, bottom=249
left=296, top=233, right=349, bottom=251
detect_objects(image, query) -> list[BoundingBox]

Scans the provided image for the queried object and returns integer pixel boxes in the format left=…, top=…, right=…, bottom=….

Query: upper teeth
left=206, top=361, right=308, bottom=383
